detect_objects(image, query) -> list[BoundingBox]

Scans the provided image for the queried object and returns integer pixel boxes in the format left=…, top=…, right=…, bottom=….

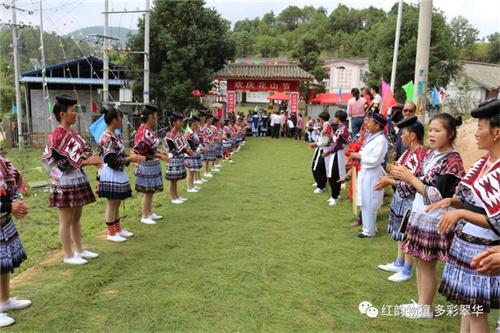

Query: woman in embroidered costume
left=42, top=95, right=102, bottom=265
left=391, top=113, right=465, bottom=318
left=133, top=105, right=169, bottom=225
left=97, top=106, right=145, bottom=242
left=185, top=116, right=207, bottom=193
left=222, top=119, right=234, bottom=164
left=164, top=112, right=193, bottom=204
left=202, top=115, right=217, bottom=178
left=376, top=116, right=426, bottom=282
left=424, top=99, right=499, bottom=332
left=348, top=112, right=388, bottom=238
left=0, top=155, right=31, bottom=327
left=322, top=110, right=350, bottom=206
left=309, top=112, right=332, bottom=195
left=213, top=117, right=224, bottom=171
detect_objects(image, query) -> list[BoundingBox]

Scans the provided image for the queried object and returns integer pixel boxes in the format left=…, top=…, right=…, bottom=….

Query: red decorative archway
left=214, top=64, right=314, bottom=114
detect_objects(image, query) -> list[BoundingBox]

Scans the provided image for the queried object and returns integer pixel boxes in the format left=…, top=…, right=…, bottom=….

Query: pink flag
left=381, top=80, right=390, bottom=99
left=380, top=84, right=398, bottom=117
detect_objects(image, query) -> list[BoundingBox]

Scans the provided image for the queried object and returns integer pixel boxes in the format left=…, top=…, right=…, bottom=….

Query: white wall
left=327, top=61, right=364, bottom=92
left=29, top=88, right=119, bottom=134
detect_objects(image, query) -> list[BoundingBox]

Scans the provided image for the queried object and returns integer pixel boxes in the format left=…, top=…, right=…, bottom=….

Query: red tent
left=310, top=93, right=352, bottom=105
left=267, top=92, right=289, bottom=101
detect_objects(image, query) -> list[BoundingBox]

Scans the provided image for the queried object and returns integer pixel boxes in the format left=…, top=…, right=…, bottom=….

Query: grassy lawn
left=4, top=138, right=498, bottom=332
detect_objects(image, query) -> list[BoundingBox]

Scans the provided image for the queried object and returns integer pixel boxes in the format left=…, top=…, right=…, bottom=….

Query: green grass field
left=4, top=138, right=498, bottom=332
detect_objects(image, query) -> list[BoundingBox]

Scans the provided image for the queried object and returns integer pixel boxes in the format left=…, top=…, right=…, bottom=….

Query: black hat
left=191, top=115, right=200, bottom=121
left=198, top=109, right=210, bottom=117
left=170, top=111, right=184, bottom=120
left=369, top=111, right=387, bottom=127
left=144, top=104, right=161, bottom=113
left=396, top=115, right=418, bottom=129
left=213, top=116, right=220, bottom=122
left=55, top=94, right=77, bottom=106
left=471, top=99, right=499, bottom=119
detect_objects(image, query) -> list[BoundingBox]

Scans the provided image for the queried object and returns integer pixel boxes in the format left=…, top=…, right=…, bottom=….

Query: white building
left=445, top=61, right=500, bottom=107
left=323, top=58, right=369, bottom=93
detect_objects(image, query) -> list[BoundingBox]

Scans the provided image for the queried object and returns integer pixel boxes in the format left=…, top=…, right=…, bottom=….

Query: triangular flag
left=402, top=81, right=414, bottom=102
left=12, top=103, right=16, bottom=115
left=48, top=99, right=54, bottom=113
left=431, top=87, right=441, bottom=107
left=381, top=80, right=390, bottom=99
left=89, top=115, right=107, bottom=142
left=380, top=85, right=398, bottom=117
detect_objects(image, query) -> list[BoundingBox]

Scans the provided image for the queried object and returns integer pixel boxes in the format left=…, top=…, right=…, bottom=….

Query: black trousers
left=272, top=124, right=280, bottom=138
left=328, top=153, right=341, bottom=199
left=312, top=148, right=327, bottom=190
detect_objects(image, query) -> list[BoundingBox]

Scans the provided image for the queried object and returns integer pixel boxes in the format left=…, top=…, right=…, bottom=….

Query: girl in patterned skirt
left=43, top=95, right=102, bottom=265
left=391, top=113, right=465, bottom=318
left=376, top=116, right=426, bottom=282
left=98, top=106, right=145, bottom=242
left=213, top=117, right=224, bottom=171
left=202, top=115, right=216, bottom=178
left=185, top=116, right=207, bottom=193
left=222, top=120, right=234, bottom=163
left=427, top=99, right=499, bottom=332
left=164, top=112, right=193, bottom=204
left=0, top=155, right=31, bottom=327
left=133, top=105, right=169, bottom=225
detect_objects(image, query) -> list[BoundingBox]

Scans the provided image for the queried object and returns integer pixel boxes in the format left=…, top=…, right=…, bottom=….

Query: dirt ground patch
left=455, top=118, right=483, bottom=170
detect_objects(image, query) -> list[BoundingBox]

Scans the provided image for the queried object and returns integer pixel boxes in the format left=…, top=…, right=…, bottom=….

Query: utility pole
left=143, top=0, right=150, bottom=104
left=38, top=0, right=52, bottom=132
left=390, top=0, right=403, bottom=93
left=413, top=0, right=432, bottom=116
left=10, top=0, right=24, bottom=150
left=103, top=0, right=109, bottom=106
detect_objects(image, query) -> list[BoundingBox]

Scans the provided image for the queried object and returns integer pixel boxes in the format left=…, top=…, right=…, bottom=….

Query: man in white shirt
left=270, top=111, right=281, bottom=139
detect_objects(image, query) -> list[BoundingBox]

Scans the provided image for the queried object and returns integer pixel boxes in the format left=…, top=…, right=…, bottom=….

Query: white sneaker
left=0, top=313, right=15, bottom=327
left=63, top=256, right=87, bottom=265
left=0, top=298, right=32, bottom=312
left=119, top=229, right=134, bottom=238
left=378, top=262, right=404, bottom=273
left=229, top=160, right=234, bottom=164
left=399, top=300, right=419, bottom=311
left=187, top=188, right=199, bottom=193
left=106, top=234, right=127, bottom=243
left=312, top=182, right=317, bottom=187
left=403, top=304, right=433, bottom=319
left=388, top=271, right=412, bottom=282
left=328, top=199, right=338, bottom=206
left=140, top=217, right=156, bottom=225
left=201, top=178, right=209, bottom=183
left=76, top=250, right=99, bottom=259
left=204, top=173, right=213, bottom=178
left=194, top=186, right=201, bottom=190
left=178, top=197, right=188, bottom=202
left=194, top=180, right=203, bottom=185
left=212, top=168, right=220, bottom=172
left=313, top=188, right=324, bottom=194
left=149, top=213, right=163, bottom=220
left=171, top=199, right=184, bottom=204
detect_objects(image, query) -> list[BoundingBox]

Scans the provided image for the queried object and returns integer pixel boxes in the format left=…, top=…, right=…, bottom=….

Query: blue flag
left=89, top=115, right=121, bottom=142
left=431, top=87, right=441, bottom=107
left=12, top=103, right=16, bottom=115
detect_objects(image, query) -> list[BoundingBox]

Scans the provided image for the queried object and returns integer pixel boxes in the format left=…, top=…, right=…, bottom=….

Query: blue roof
left=20, top=76, right=129, bottom=86
left=21, top=55, right=121, bottom=77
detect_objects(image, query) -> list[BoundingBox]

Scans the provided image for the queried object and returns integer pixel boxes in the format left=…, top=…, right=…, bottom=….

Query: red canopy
left=267, top=92, right=289, bottom=101
left=310, top=93, right=352, bottom=105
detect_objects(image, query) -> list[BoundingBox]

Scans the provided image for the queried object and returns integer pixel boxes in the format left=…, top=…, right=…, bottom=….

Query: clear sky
left=1, top=0, right=498, bottom=38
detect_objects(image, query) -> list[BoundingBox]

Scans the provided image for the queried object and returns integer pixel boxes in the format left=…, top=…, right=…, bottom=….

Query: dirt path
left=455, top=118, right=482, bottom=170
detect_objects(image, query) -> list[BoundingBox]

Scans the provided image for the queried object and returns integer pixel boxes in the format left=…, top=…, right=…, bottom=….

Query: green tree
left=449, top=16, right=479, bottom=59
left=253, top=35, right=283, bottom=57
left=126, top=0, right=234, bottom=111
left=277, top=6, right=303, bottom=31
left=366, top=3, right=459, bottom=100
left=231, top=31, right=255, bottom=57
left=486, top=32, right=500, bottom=63
left=290, top=34, right=327, bottom=81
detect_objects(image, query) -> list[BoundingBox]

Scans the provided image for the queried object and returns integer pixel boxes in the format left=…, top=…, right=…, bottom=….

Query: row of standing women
left=310, top=99, right=499, bottom=330
left=0, top=95, right=247, bottom=327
